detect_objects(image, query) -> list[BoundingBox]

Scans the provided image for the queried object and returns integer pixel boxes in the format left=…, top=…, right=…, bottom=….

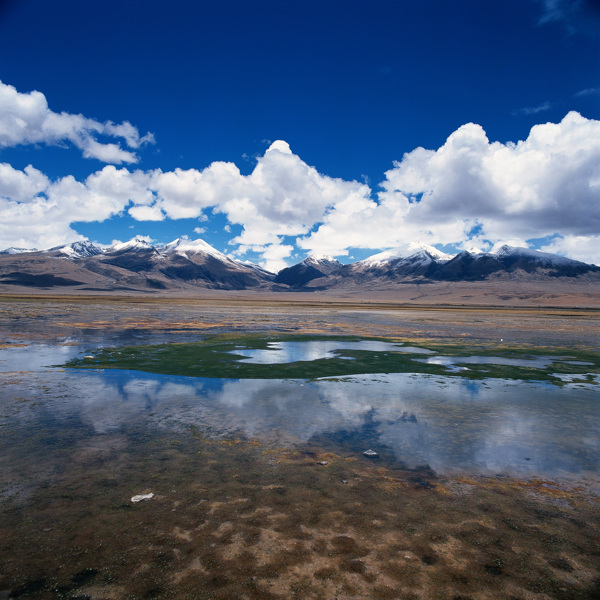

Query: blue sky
left=0, top=0, right=599, bottom=270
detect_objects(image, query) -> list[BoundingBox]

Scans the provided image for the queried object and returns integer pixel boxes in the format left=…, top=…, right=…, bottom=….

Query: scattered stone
left=317, top=461, right=328, bottom=466
left=131, top=493, right=154, bottom=503
left=363, top=449, right=379, bottom=458
left=342, top=480, right=349, bottom=484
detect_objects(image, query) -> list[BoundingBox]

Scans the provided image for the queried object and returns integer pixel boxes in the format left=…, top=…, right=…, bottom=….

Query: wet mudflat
left=0, top=296, right=599, bottom=599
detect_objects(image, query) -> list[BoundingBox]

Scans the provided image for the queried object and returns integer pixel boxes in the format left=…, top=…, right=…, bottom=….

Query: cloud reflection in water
left=53, top=369, right=600, bottom=478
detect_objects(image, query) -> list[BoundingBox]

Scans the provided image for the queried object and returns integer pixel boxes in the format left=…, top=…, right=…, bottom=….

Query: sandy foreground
left=0, top=294, right=598, bottom=599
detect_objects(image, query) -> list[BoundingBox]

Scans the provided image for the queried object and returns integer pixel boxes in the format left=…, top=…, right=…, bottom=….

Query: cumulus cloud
left=300, top=112, right=600, bottom=260
left=125, top=140, right=369, bottom=270
left=0, top=143, right=369, bottom=270
left=0, top=163, right=148, bottom=249
left=541, top=235, right=600, bottom=266
left=0, top=81, right=154, bottom=163
left=2, top=114, right=599, bottom=267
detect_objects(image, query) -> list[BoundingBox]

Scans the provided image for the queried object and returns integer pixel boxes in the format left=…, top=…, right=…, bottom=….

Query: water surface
left=2, top=342, right=598, bottom=484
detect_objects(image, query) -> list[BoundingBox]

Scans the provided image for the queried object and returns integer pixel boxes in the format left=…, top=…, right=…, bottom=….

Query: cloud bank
left=0, top=81, right=154, bottom=163
left=1, top=79, right=599, bottom=270
left=300, top=111, right=600, bottom=263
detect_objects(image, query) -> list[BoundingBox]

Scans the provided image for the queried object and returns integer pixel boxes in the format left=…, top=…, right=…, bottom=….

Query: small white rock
left=131, top=493, right=154, bottom=503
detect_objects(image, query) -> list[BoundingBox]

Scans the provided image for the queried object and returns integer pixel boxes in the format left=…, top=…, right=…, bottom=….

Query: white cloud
left=537, top=0, right=572, bottom=24
left=1, top=115, right=599, bottom=266
left=128, top=204, right=164, bottom=221
left=514, top=101, right=552, bottom=115
left=300, top=112, right=600, bottom=262
left=0, top=163, right=139, bottom=249
left=541, top=235, right=600, bottom=266
left=575, top=87, right=600, bottom=97
left=125, top=140, right=369, bottom=267
left=255, top=241, right=295, bottom=273
left=0, top=80, right=154, bottom=163
left=0, top=163, right=49, bottom=202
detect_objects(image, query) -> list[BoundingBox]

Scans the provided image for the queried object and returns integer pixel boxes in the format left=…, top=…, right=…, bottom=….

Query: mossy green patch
left=62, top=334, right=600, bottom=385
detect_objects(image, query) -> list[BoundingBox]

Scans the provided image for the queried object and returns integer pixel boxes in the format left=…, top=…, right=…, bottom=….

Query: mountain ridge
left=0, top=237, right=598, bottom=293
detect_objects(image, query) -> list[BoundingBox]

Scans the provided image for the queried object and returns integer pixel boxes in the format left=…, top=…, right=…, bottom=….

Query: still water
left=1, top=341, right=598, bottom=482
left=230, top=339, right=435, bottom=363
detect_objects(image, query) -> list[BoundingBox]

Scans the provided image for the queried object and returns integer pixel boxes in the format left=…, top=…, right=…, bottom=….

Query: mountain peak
left=303, top=253, right=338, bottom=263
left=0, top=246, right=38, bottom=255
left=110, top=236, right=155, bottom=252
left=490, top=244, right=580, bottom=266
left=302, top=254, right=342, bottom=270
left=160, top=237, right=227, bottom=260
left=358, top=243, right=453, bottom=267
left=52, top=240, right=104, bottom=258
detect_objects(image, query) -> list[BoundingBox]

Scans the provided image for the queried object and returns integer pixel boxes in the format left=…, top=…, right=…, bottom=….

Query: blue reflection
left=2, top=343, right=599, bottom=479
left=51, top=368, right=600, bottom=477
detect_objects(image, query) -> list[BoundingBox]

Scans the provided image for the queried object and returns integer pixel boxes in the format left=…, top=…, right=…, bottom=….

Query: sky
left=0, top=0, right=599, bottom=271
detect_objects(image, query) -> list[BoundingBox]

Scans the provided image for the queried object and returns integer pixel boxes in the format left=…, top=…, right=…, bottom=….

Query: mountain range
left=0, top=237, right=598, bottom=293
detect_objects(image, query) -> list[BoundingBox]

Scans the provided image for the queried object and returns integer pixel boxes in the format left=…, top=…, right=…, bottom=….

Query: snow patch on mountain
left=491, top=245, right=579, bottom=266
left=0, top=247, right=37, bottom=254
left=358, top=243, right=453, bottom=267
left=302, top=254, right=343, bottom=274
left=110, top=236, right=155, bottom=252
left=160, top=237, right=228, bottom=260
left=54, top=241, right=105, bottom=258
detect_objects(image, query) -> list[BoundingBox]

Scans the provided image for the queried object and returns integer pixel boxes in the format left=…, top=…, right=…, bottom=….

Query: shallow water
left=2, top=343, right=598, bottom=482
left=230, top=339, right=435, bottom=363
left=415, top=354, right=561, bottom=368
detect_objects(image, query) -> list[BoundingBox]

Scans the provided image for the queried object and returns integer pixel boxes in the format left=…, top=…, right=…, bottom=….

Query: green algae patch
left=62, top=335, right=600, bottom=384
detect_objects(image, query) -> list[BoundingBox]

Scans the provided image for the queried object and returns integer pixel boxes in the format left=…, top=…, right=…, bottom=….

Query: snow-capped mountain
left=274, top=254, right=343, bottom=287
left=354, top=243, right=453, bottom=270
left=0, top=247, right=37, bottom=254
left=109, top=237, right=156, bottom=253
left=491, top=244, right=577, bottom=266
left=436, top=245, right=597, bottom=281
left=48, top=241, right=105, bottom=258
left=87, top=236, right=275, bottom=289
left=159, top=237, right=230, bottom=261
left=349, top=243, right=453, bottom=279
left=0, top=238, right=598, bottom=292
left=302, top=255, right=344, bottom=274
left=339, top=242, right=454, bottom=282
